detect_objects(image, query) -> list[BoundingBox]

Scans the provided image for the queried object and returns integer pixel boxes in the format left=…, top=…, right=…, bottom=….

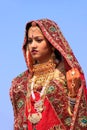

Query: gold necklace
left=28, top=75, right=52, bottom=124
left=32, top=58, right=56, bottom=89
left=27, top=59, right=56, bottom=124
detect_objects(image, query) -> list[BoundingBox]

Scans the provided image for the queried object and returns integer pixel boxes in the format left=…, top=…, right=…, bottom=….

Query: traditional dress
left=10, top=19, right=87, bottom=130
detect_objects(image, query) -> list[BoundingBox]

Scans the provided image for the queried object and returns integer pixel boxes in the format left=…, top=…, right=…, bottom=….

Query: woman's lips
left=31, top=50, right=38, bottom=55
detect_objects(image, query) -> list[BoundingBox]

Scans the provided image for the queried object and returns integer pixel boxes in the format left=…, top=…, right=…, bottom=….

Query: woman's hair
left=25, top=22, right=41, bottom=48
left=54, top=49, right=62, bottom=62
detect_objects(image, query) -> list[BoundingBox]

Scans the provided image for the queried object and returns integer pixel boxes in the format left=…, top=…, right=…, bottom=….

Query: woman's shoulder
left=9, top=70, right=29, bottom=113
left=12, top=70, right=29, bottom=83
left=10, top=70, right=29, bottom=93
left=9, top=70, right=29, bottom=101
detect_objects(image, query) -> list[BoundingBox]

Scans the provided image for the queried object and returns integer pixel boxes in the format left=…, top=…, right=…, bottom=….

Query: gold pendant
left=34, top=100, right=43, bottom=112
left=28, top=112, right=42, bottom=124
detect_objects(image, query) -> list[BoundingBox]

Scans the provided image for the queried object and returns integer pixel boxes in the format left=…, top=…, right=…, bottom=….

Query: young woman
left=10, top=19, right=87, bottom=130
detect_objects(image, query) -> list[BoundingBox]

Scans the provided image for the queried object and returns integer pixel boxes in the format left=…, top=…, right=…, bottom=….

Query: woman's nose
left=31, top=40, right=37, bottom=48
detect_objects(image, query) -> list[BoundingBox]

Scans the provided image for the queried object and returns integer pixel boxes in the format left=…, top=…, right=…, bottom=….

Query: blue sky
left=0, top=0, right=87, bottom=129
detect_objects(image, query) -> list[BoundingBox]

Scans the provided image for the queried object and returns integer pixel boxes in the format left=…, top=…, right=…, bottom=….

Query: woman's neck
left=33, top=58, right=56, bottom=76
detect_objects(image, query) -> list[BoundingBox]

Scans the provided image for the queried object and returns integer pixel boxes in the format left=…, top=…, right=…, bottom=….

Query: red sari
left=10, top=19, right=87, bottom=130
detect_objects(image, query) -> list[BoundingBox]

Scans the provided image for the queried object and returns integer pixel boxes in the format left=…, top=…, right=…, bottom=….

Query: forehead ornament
left=29, top=22, right=42, bottom=33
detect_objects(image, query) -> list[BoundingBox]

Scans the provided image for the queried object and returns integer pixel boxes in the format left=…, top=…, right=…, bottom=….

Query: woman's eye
left=36, top=39, right=43, bottom=43
left=27, top=39, right=32, bottom=44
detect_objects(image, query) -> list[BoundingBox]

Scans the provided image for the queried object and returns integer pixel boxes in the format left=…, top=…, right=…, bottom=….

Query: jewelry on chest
left=26, top=59, right=59, bottom=124
left=27, top=75, right=53, bottom=124
left=28, top=73, right=53, bottom=124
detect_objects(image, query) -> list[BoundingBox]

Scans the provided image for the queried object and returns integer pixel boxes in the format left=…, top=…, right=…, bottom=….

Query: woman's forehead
left=28, top=26, right=44, bottom=38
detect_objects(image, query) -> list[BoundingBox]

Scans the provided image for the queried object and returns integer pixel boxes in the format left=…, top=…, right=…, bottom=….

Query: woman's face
left=27, top=25, right=52, bottom=63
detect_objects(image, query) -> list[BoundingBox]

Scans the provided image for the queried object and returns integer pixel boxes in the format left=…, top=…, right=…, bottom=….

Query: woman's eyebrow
left=28, top=36, right=44, bottom=39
